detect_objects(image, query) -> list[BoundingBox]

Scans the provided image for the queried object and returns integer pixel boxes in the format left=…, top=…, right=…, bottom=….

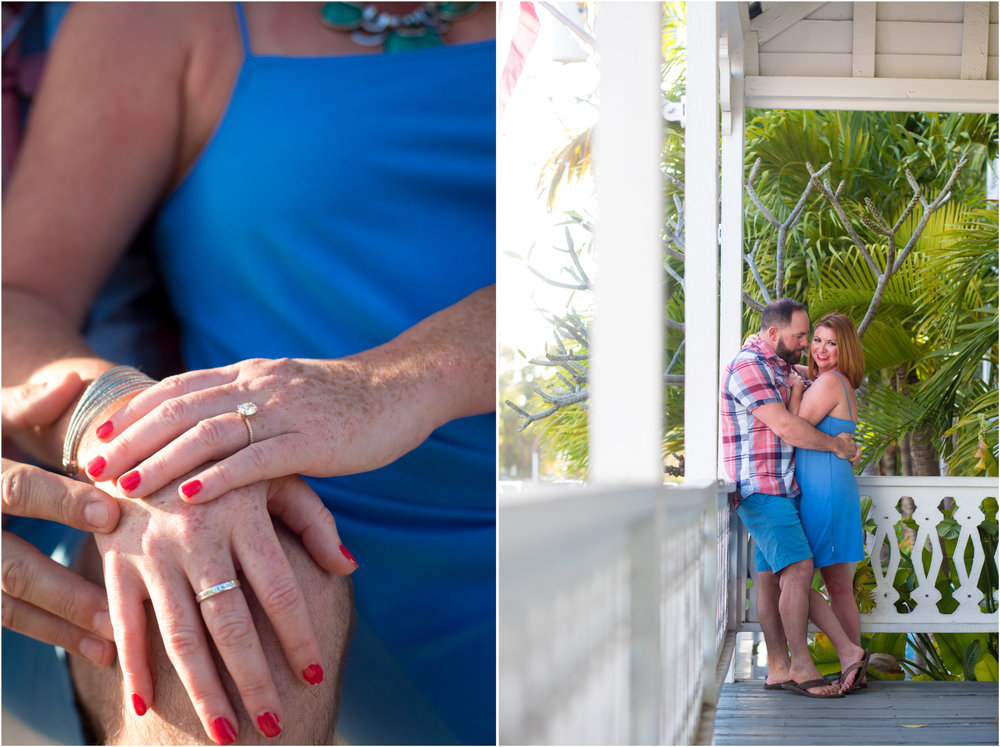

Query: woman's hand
left=787, top=371, right=805, bottom=416
left=85, top=356, right=438, bottom=503
left=95, top=472, right=357, bottom=744
left=2, top=376, right=120, bottom=666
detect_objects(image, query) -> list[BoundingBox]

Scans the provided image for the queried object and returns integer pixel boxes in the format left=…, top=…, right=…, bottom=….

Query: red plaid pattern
left=721, top=335, right=799, bottom=505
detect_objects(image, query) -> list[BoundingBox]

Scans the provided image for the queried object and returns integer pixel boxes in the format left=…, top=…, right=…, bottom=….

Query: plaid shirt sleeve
left=726, top=357, right=783, bottom=412
left=721, top=348, right=798, bottom=504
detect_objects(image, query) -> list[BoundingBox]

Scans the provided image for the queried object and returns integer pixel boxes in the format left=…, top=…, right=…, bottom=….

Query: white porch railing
left=498, top=481, right=730, bottom=745
left=500, top=476, right=997, bottom=745
left=736, top=477, right=998, bottom=633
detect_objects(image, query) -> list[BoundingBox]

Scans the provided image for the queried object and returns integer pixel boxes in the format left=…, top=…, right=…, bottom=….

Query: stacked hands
left=2, top=358, right=388, bottom=744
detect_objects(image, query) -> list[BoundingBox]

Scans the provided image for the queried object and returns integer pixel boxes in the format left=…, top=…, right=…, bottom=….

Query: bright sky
left=497, top=5, right=598, bottom=372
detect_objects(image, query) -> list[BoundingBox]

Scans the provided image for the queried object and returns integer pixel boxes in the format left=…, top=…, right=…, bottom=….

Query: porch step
left=712, top=680, right=998, bottom=745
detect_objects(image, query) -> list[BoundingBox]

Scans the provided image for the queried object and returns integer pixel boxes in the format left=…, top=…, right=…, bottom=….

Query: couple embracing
left=722, top=298, right=871, bottom=698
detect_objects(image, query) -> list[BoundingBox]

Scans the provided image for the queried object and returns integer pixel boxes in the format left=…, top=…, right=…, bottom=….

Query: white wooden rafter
left=852, top=1, right=876, bottom=77
left=749, top=1, right=825, bottom=45
left=961, top=2, right=990, bottom=80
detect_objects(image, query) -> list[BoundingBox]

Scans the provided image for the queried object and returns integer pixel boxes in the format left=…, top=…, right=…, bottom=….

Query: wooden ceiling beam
left=852, top=2, right=876, bottom=77
left=960, top=2, right=990, bottom=80
left=749, top=2, right=826, bottom=45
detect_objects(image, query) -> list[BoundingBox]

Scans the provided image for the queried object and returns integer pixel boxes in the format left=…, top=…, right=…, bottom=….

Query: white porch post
left=719, top=3, right=747, bottom=477
left=590, top=2, right=664, bottom=487
left=684, top=3, right=721, bottom=482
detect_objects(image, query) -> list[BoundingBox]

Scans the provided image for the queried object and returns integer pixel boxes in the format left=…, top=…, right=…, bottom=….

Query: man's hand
left=2, top=377, right=120, bottom=666
left=2, top=373, right=83, bottom=434
left=834, top=432, right=861, bottom=467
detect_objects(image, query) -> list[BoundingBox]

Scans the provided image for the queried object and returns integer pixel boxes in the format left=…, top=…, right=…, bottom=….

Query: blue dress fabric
left=149, top=7, right=496, bottom=745
left=794, top=372, right=864, bottom=569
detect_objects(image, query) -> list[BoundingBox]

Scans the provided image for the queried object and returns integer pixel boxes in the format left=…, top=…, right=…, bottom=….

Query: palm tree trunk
left=880, top=444, right=899, bottom=476
left=910, top=427, right=941, bottom=476
left=900, top=432, right=913, bottom=476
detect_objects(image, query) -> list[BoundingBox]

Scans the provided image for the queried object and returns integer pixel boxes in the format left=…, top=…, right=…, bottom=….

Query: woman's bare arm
left=1, top=3, right=198, bottom=459
left=796, top=374, right=840, bottom=426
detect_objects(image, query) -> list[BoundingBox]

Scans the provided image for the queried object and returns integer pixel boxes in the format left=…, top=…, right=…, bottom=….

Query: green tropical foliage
left=743, top=108, right=997, bottom=478
left=509, top=2, right=999, bottom=481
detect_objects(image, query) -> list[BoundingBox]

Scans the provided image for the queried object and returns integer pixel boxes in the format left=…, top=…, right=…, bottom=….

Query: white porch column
left=590, top=2, right=664, bottom=487
left=684, top=3, right=721, bottom=482
left=719, top=3, right=748, bottom=477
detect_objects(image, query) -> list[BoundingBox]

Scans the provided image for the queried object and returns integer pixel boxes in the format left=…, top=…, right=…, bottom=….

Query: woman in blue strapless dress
left=788, top=312, right=868, bottom=690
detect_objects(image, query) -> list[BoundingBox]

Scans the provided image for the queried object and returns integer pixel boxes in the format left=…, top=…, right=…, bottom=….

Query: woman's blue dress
left=152, top=8, right=496, bottom=745
left=794, top=372, right=865, bottom=568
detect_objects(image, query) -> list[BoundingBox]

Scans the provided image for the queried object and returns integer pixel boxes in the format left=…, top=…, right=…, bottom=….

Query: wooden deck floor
left=711, top=680, right=999, bottom=745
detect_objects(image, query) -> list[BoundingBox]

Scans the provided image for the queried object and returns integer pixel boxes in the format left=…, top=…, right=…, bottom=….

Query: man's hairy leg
left=754, top=570, right=791, bottom=685
left=68, top=520, right=353, bottom=745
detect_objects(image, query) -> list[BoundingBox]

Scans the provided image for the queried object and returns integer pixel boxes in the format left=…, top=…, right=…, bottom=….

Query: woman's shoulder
left=60, top=3, right=230, bottom=67
left=805, top=371, right=846, bottom=402
left=816, top=370, right=854, bottom=392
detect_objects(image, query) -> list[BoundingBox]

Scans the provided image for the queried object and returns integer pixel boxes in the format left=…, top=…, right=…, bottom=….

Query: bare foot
left=788, top=665, right=839, bottom=696
left=838, top=648, right=870, bottom=692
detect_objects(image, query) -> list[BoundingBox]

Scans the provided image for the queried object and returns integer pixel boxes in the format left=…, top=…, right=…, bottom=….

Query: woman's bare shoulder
left=802, top=372, right=843, bottom=403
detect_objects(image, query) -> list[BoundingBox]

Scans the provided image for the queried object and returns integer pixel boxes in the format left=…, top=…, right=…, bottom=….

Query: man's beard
left=775, top=339, right=802, bottom=366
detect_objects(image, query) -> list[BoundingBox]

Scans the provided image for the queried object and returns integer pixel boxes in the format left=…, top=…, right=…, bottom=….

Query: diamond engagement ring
left=195, top=579, right=242, bottom=604
left=237, top=402, right=258, bottom=446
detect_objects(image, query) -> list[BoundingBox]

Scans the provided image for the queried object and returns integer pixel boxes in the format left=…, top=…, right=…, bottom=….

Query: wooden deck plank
left=713, top=680, right=998, bottom=745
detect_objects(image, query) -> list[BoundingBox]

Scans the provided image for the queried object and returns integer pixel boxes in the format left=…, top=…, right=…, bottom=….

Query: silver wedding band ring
left=236, top=402, right=258, bottom=446
left=195, top=579, right=242, bottom=604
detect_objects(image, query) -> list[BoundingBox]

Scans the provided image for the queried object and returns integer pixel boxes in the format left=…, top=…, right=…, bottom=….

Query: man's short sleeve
left=727, top=356, right=783, bottom=412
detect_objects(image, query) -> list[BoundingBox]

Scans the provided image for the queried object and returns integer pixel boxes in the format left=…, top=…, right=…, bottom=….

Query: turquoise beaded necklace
left=319, top=2, right=480, bottom=53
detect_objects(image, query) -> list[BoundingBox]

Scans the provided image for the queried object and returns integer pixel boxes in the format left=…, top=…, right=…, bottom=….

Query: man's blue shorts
left=735, top=492, right=813, bottom=574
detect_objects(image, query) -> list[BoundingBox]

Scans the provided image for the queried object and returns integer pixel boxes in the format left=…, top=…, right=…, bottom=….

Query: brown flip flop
left=782, top=678, right=845, bottom=698
left=764, top=680, right=793, bottom=690
left=839, top=649, right=871, bottom=694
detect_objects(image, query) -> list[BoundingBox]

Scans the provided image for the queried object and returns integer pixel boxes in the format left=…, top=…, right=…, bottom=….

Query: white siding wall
left=753, top=1, right=998, bottom=81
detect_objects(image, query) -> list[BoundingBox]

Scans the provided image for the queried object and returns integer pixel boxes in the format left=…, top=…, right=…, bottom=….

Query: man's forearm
left=2, top=287, right=113, bottom=464
left=772, top=413, right=844, bottom=453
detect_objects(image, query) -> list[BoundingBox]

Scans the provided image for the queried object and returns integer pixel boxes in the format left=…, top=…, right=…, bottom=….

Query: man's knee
left=776, top=558, right=814, bottom=590
left=756, top=570, right=779, bottom=593
left=69, top=520, right=354, bottom=744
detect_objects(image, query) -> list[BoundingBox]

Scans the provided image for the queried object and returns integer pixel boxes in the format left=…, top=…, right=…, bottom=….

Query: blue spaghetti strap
left=832, top=370, right=854, bottom=420
left=234, top=2, right=252, bottom=57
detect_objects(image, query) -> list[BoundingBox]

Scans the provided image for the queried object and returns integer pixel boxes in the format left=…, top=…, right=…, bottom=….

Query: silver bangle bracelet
left=62, top=365, right=157, bottom=476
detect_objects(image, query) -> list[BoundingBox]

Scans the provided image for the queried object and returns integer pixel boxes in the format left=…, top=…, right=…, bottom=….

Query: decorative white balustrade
left=859, top=477, right=997, bottom=631
left=738, top=477, right=998, bottom=633
left=499, top=482, right=727, bottom=745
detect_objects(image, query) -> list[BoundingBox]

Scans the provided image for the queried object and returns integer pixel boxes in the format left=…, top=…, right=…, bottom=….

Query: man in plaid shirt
left=722, top=298, right=858, bottom=698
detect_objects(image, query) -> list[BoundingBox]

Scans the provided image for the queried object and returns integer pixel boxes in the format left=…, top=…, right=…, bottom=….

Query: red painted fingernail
left=86, top=456, right=106, bottom=479
left=303, top=663, right=324, bottom=685
left=340, top=544, right=358, bottom=567
left=180, top=479, right=202, bottom=498
left=131, top=692, right=147, bottom=716
left=210, top=716, right=237, bottom=745
left=119, top=470, right=141, bottom=492
left=257, top=711, right=281, bottom=738
left=96, top=420, right=114, bottom=440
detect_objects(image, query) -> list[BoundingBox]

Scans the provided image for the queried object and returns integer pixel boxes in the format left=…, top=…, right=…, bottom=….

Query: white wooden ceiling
left=724, top=1, right=999, bottom=112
